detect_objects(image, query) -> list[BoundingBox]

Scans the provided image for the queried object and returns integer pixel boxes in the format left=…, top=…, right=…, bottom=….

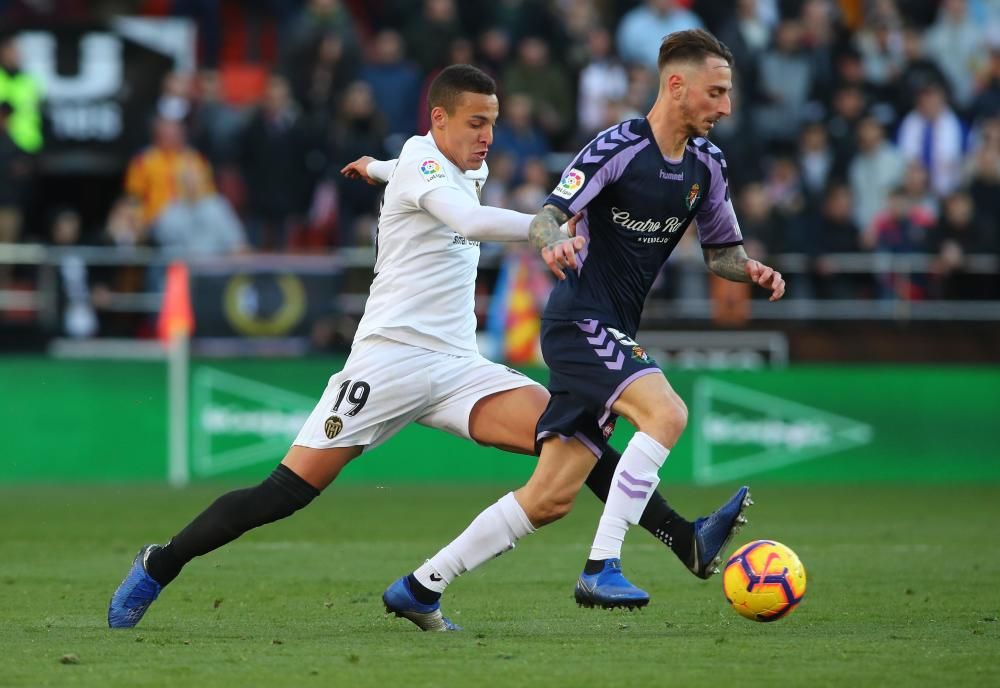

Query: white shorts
left=294, top=336, right=541, bottom=451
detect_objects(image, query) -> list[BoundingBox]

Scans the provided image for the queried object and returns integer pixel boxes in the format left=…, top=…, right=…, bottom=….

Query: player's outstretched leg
left=574, top=558, right=649, bottom=610
left=686, top=486, right=753, bottom=579
left=382, top=575, right=461, bottom=632
left=106, top=462, right=323, bottom=629
left=108, top=545, right=163, bottom=628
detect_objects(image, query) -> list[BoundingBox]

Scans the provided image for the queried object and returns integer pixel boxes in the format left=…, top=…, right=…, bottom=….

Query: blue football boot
left=382, top=576, right=461, bottom=631
left=574, top=558, right=650, bottom=609
left=688, top=486, right=753, bottom=579
left=108, top=544, right=163, bottom=628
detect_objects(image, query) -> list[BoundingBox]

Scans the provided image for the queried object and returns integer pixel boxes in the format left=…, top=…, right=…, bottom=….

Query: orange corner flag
left=157, top=261, right=194, bottom=343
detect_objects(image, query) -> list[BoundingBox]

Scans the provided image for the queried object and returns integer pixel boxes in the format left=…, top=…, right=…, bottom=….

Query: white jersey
left=354, top=133, right=487, bottom=357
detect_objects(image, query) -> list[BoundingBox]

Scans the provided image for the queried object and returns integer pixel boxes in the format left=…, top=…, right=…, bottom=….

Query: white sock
left=589, top=432, right=669, bottom=561
left=413, top=492, right=535, bottom=593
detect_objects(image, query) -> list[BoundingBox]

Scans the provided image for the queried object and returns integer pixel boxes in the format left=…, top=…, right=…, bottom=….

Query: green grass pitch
left=2, top=482, right=998, bottom=687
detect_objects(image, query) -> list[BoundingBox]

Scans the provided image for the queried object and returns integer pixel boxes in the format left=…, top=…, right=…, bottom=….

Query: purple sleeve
left=694, top=148, right=743, bottom=247
left=544, top=120, right=650, bottom=216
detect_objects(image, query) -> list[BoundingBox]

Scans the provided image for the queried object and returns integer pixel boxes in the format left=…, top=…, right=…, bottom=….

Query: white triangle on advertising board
left=191, top=367, right=314, bottom=477
left=691, top=378, right=873, bottom=484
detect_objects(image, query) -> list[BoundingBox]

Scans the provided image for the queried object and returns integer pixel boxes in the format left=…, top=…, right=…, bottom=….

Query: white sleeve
left=367, top=158, right=398, bottom=183
left=420, top=185, right=533, bottom=242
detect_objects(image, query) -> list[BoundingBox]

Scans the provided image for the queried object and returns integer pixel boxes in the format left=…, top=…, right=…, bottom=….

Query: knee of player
left=656, top=394, right=688, bottom=425
left=524, top=492, right=576, bottom=526
left=645, top=396, right=688, bottom=443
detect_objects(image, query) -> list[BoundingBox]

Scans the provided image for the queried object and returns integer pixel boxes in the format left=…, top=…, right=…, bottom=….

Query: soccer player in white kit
left=108, top=65, right=747, bottom=631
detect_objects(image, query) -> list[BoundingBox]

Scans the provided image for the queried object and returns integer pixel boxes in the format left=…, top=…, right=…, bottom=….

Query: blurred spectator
left=153, top=166, right=247, bottom=259
left=970, top=44, right=1000, bottom=123
left=737, top=181, right=785, bottom=260
left=825, top=84, right=867, bottom=164
left=0, top=102, right=29, bottom=248
left=716, top=0, right=771, bottom=110
left=797, top=120, right=839, bottom=208
left=867, top=186, right=936, bottom=299
left=856, top=16, right=905, bottom=100
left=476, top=27, right=511, bottom=80
left=92, top=196, right=150, bottom=338
left=753, top=19, right=815, bottom=145
left=693, top=0, right=774, bottom=35
left=103, top=196, right=148, bottom=249
left=402, top=0, right=462, bottom=73
left=964, top=116, right=1000, bottom=220
left=892, top=26, right=950, bottom=119
left=330, top=81, right=388, bottom=246
left=560, top=0, right=603, bottom=72
left=124, top=116, right=215, bottom=228
left=189, top=69, right=247, bottom=168
left=48, top=207, right=97, bottom=339
left=929, top=190, right=996, bottom=299
left=503, top=36, right=574, bottom=145
left=287, top=31, right=360, bottom=123
left=812, top=182, right=867, bottom=299
left=897, top=82, right=965, bottom=196
left=492, top=93, right=549, bottom=184
left=480, top=150, right=516, bottom=210
left=238, top=75, right=324, bottom=250
left=622, top=63, right=658, bottom=117
left=827, top=46, right=883, bottom=116
left=157, top=70, right=195, bottom=123
left=798, top=0, right=843, bottom=102
left=576, top=26, right=629, bottom=140
left=282, top=0, right=360, bottom=75
left=0, top=33, right=42, bottom=154
left=891, top=0, right=936, bottom=29
left=923, top=0, right=988, bottom=111
left=615, top=0, right=703, bottom=70
left=898, top=160, right=939, bottom=221
left=507, top=156, right=551, bottom=214
left=762, top=153, right=810, bottom=254
left=849, top=115, right=906, bottom=232
left=360, top=29, right=422, bottom=144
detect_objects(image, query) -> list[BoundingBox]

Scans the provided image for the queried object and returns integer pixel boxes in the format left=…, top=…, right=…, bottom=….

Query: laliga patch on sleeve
left=553, top=168, right=585, bottom=199
left=418, top=158, right=447, bottom=182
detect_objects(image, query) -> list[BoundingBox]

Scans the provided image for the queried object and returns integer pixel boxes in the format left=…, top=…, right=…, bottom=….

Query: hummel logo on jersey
left=611, top=207, right=683, bottom=234
left=429, top=573, right=443, bottom=582
left=660, top=170, right=683, bottom=181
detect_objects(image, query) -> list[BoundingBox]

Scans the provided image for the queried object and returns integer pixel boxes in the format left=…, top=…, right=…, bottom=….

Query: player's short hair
left=657, top=29, right=733, bottom=72
left=427, top=64, right=496, bottom=116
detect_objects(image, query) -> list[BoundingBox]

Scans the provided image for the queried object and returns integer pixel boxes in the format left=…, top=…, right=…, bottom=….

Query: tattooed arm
left=531, top=204, right=586, bottom=280
left=704, top=244, right=786, bottom=301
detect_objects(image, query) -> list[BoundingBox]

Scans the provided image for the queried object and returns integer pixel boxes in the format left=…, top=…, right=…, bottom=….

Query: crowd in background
left=2, top=0, right=1000, bottom=325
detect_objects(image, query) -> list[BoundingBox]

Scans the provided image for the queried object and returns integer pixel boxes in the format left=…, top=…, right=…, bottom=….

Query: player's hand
left=341, top=156, right=379, bottom=185
left=566, top=211, right=584, bottom=237
left=745, top=259, right=785, bottom=301
left=542, top=236, right=586, bottom=280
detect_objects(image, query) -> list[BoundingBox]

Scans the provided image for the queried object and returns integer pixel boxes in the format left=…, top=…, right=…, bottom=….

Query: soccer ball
left=722, top=540, right=806, bottom=622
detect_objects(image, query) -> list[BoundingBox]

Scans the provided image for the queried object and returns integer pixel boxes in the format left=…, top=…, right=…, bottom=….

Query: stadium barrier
left=2, top=357, right=997, bottom=484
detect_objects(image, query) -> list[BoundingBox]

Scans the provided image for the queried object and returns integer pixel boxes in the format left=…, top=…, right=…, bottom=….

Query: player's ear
left=667, top=72, right=685, bottom=100
left=430, top=105, right=448, bottom=130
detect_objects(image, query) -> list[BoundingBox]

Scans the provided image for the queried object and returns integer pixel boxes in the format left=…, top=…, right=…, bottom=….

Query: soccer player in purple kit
left=384, top=29, right=784, bottom=625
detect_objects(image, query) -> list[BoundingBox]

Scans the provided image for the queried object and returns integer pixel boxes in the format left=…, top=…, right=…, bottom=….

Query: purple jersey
left=542, top=117, right=742, bottom=336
